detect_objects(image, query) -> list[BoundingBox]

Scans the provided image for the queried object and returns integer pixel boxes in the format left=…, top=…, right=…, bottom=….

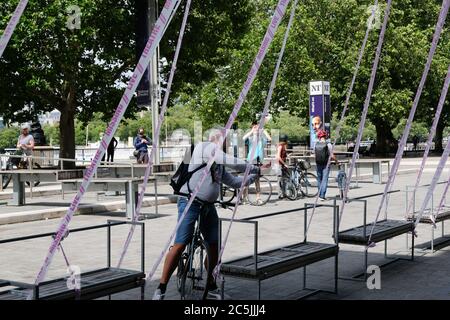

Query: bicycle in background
left=220, top=157, right=272, bottom=206
left=285, top=159, right=319, bottom=200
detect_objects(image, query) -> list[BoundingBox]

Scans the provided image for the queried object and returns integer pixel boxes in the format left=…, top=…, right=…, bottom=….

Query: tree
left=176, top=0, right=449, bottom=154
left=0, top=0, right=136, bottom=168
left=0, top=127, right=19, bottom=150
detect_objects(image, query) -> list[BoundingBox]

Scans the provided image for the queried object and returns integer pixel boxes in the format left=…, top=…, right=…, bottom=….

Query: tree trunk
left=374, top=119, right=396, bottom=156
left=435, top=120, right=444, bottom=153
left=59, top=106, right=76, bottom=169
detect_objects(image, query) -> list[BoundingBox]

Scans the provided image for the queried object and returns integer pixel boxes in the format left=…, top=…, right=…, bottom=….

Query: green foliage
left=266, top=111, right=309, bottom=143
left=42, top=124, right=60, bottom=146
left=392, top=119, right=430, bottom=141
left=0, top=127, right=19, bottom=149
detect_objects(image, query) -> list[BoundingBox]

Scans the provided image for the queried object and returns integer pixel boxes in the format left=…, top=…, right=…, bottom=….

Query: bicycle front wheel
left=180, top=241, right=210, bottom=300
left=247, top=176, right=272, bottom=206
left=299, top=172, right=319, bottom=198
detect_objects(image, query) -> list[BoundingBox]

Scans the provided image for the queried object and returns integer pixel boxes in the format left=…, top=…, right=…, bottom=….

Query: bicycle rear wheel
left=280, top=178, right=298, bottom=201
left=246, top=176, right=272, bottom=206
left=299, top=172, right=319, bottom=198
left=180, top=241, right=210, bottom=300
left=2, top=163, right=13, bottom=189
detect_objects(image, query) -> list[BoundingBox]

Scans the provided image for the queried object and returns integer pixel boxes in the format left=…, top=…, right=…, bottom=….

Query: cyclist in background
left=153, top=127, right=268, bottom=300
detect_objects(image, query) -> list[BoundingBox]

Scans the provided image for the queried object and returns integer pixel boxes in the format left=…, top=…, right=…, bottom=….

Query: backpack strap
left=187, top=162, right=207, bottom=194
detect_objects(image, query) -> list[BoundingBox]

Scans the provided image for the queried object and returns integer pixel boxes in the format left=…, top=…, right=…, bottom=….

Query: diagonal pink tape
left=0, top=0, right=28, bottom=58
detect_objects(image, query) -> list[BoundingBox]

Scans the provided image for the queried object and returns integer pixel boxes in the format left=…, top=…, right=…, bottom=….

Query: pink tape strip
left=338, top=0, right=393, bottom=226
left=0, top=0, right=28, bottom=58
left=305, top=0, right=379, bottom=237
left=367, top=1, right=449, bottom=244
left=116, top=0, right=192, bottom=268
left=145, top=0, right=291, bottom=282
left=435, top=174, right=450, bottom=220
left=215, top=0, right=299, bottom=279
left=405, top=66, right=450, bottom=216
left=29, top=0, right=179, bottom=296
left=414, top=138, right=450, bottom=227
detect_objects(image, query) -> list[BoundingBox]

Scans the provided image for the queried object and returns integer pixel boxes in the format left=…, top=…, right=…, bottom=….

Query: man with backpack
left=315, top=130, right=337, bottom=201
left=153, top=127, right=268, bottom=300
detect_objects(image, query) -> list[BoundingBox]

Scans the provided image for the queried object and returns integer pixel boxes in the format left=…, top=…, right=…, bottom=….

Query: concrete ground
left=0, top=158, right=449, bottom=300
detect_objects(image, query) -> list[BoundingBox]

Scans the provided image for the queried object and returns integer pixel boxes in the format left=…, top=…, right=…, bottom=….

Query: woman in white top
left=17, top=124, right=35, bottom=157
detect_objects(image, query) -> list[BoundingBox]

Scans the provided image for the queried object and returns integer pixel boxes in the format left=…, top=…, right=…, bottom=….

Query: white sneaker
left=319, top=197, right=327, bottom=201
left=152, top=288, right=165, bottom=300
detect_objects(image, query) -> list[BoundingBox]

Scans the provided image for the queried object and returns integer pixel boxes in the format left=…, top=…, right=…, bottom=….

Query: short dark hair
left=251, top=120, right=258, bottom=126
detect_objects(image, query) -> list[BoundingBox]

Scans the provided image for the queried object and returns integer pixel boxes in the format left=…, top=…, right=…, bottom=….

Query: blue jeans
left=316, top=164, right=330, bottom=198
left=174, top=197, right=218, bottom=245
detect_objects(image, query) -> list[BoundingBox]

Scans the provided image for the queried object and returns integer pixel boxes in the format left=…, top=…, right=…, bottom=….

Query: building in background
left=38, top=109, right=61, bottom=125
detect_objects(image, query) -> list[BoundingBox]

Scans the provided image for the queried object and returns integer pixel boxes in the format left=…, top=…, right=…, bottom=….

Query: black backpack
left=315, top=141, right=330, bottom=165
left=170, top=145, right=207, bottom=195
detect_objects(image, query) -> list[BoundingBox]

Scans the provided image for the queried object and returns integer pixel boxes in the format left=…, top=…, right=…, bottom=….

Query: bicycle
left=335, top=162, right=347, bottom=199
left=287, top=159, right=319, bottom=199
left=1, top=150, right=41, bottom=189
left=220, top=158, right=272, bottom=206
left=176, top=199, right=233, bottom=300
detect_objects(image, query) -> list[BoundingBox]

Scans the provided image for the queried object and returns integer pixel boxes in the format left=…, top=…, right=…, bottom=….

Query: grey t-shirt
left=18, top=134, right=34, bottom=155
left=180, top=142, right=259, bottom=203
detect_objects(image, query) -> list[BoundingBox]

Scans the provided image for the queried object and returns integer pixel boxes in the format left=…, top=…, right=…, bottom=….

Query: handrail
left=0, top=221, right=127, bottom=244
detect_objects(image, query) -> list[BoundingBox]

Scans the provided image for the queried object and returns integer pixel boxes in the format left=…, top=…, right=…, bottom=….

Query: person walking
left=107, top=137, right=118, bottom=163
left=314, top=130, right=337, bottom=201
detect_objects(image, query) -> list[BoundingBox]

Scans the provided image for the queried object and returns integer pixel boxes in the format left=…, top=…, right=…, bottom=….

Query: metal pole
left=149, top=0, right=160, bottom=165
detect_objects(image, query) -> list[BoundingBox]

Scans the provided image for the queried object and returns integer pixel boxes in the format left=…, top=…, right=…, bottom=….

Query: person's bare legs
left=160, top=244, right=186, bottom=284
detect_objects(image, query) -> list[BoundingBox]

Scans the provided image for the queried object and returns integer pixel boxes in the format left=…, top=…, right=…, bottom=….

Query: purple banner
left=309, top=81, right=330, bottom=148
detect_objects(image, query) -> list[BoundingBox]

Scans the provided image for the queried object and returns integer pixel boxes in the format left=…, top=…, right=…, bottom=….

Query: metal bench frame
left=334, top=197, right=414, bottom=282
left=405, top=183, right=450, bottom=252
left=0, top=220, right=145, bottom=300
left=218, top=204, right=339, bottom=300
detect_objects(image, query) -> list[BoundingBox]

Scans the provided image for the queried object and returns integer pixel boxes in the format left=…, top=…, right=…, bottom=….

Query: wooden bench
left=219, top=204, right=339, bottom=300
left=0, top=220, right=146, bottom=300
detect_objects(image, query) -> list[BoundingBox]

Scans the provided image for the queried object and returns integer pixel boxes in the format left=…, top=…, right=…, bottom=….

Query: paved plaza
left=0, top=158, right=449, bottom=300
